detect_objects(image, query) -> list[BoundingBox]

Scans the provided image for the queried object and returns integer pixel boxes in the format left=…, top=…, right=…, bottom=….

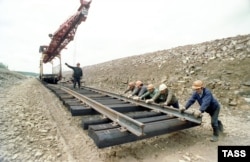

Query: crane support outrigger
left=39, top=0, right=92, bottom=83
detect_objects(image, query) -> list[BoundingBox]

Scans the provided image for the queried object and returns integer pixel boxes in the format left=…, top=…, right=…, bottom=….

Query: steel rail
left=51, top=85, right=145, bottom=136
left=83, top=86, right=202, bottom=124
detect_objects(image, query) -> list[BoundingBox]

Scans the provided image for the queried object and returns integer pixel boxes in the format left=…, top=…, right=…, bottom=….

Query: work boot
left=210, top=127, right=219, bottom=142
left=210, top=135, right=218, bottom=142
left=218, top=120, right=224, bottom=132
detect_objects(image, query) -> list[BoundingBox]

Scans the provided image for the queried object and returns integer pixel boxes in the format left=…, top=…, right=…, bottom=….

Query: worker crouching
left=182, top=80, right=224, bottom=142
left=138, top=84, right=159, bottom=103
left=144, top=83, right=180, bottom=109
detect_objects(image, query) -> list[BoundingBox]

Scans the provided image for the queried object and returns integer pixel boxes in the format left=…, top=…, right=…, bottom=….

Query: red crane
left=39, top=0, right=92, bottom=83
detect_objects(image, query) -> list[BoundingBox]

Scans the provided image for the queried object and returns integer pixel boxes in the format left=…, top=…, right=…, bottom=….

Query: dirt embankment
left=82, top=34, right=250, bottom=109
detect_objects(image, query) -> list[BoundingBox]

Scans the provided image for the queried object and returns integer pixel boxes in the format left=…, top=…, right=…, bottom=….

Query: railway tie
left=44, top=84, right=201, bottom=148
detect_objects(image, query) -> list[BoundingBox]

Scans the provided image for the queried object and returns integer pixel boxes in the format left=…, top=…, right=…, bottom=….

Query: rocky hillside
left=79, top=34, right=250, bottom=109
left=0, top=68, right=27, bottom=90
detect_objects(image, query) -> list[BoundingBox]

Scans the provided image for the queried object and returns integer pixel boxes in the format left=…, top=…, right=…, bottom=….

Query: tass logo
left=218, top=146, right=249, bottom=162
left=222, top=150, right=246, bottom=157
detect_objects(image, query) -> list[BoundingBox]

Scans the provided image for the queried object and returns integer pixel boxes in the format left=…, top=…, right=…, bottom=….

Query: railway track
left=44, top=83, right=201, bottom=148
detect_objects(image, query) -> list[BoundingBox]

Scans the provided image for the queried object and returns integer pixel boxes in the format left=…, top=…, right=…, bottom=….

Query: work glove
left=133, top=96, right=140, bottom=100
left=127, top=94, right=132, bottom=98
left=145, top=99, right=154, bottom=104
left=193, top=111, right=202, bottom=118
left=159, top=102, right=167, bottom=107
left=179, top=106, right=186, bottom=113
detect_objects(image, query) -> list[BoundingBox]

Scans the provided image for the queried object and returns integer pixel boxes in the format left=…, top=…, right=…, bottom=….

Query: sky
left=0, top=0, right=250, bottom=73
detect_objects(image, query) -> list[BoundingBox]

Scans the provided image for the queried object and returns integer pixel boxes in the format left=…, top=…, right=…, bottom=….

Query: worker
left=148, top=83, right=179, bottom=108
left=136, top=84, right=159, bottom=103
left=180, top=80, right=224, bottom=142
left=124, top=82, right=136, bottom=94
left=65, top=62, right=83, bottom=89
left=128, top=80, right=147, bottom=99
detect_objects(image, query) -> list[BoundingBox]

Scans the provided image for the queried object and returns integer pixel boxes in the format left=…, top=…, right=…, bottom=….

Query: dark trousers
left=73, top=77, right=81, bottom=88
left=171, top=101, right=180, bottom=109
left=209, top=106, right=223, bottom=136
left=210, top=106, right=220, bottom=128
left=156, top=100, right=180, bottom=109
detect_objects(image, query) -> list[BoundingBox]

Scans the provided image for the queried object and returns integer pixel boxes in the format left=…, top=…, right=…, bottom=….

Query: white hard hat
left=159, top=84, right=167, bottom=91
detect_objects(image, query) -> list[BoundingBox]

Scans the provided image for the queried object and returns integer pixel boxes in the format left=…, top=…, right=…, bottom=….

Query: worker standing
left=181, top=80, right=224, bottom=142
left=65, top=63, right=83, bottom=89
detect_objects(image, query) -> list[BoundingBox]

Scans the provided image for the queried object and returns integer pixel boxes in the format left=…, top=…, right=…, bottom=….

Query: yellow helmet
left=192, top=80, right=204, bottom=89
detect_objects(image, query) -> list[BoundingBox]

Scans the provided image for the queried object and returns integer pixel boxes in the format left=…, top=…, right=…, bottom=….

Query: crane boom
left=40, top=0, right=92, bottom=63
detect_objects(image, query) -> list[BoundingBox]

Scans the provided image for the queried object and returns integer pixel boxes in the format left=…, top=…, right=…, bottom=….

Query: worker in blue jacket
left=181, top=80, right=223, bottom=142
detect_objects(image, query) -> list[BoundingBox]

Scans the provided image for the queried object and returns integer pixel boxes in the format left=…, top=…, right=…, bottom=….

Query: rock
left=183, top=155, right=191, bottom=161
left=229, top=101, right=237, bottom=106
left=179, top=160, right=186, bottom=162
left=244, top=98, right=250, bottom=103
left=243, top=81, right=250, bottom=87
left=35, top=151, right=43, bottom=157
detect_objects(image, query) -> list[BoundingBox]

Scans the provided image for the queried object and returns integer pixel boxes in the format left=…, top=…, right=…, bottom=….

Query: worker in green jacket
left=150, top=83, right=180, bottom=108
left=138, top=84, right=159, bottom=103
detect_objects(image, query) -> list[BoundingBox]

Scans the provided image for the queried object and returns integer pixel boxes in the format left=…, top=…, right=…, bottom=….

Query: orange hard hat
left=135, top=80, right=143, bottom=87
left=128, top=82, right=135, bottom=87
left=192, top=80, right=204, bottom=89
